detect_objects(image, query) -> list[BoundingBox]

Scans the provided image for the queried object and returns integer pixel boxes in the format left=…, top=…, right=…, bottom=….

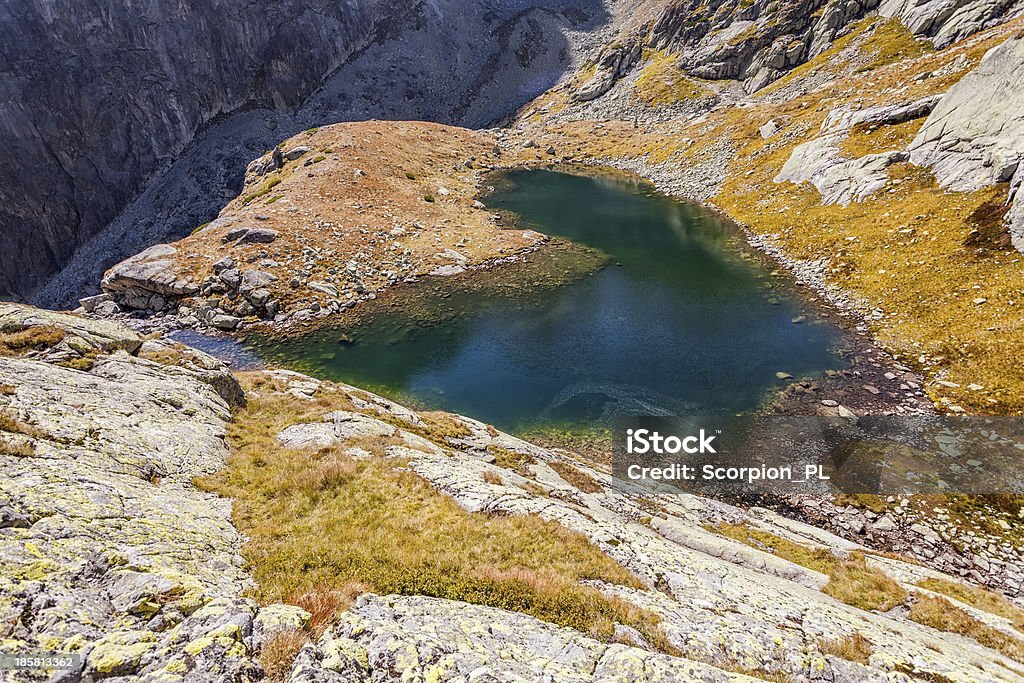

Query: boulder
left=211, top=314, right=241, bottom=331
left=0, top=302, right=142, bottom=353
left=879, top=0, right=1024, bottom=48
left=283, top=145, right=310, bottom=161
left=908, top=34, right=1024, bottom=248
left=238, top=269, right=277, bottom=295
left=101, top=244, right=198, bottom=303
left=220, top=227, right=279, bottom=245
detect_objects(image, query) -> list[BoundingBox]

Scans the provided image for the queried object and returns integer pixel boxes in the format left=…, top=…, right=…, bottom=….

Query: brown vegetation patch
left=819, top=633, right=873, bottom=664
left=909, top=594, right=1024, bottom=662
left=549, top=460, right=603, bottom=494
left=200, top=374, right=675, bottom=651
left=0, top=326, right=65, bottom=357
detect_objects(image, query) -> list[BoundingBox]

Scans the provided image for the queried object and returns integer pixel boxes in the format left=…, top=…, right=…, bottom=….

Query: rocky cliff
left=573, top=0, right=1023, bottom=102
left=0, top=0, right=606, bottom=307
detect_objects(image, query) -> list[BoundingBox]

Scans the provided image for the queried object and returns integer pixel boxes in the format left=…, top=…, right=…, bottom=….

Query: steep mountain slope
left=0, top=0, right=610, bottom=306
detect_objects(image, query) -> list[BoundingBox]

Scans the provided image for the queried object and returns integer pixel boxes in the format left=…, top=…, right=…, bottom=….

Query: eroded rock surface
left=880, top=0, right=1024, bottom=47
left=908, top=32, right=1024, bottom=248
left=291, top=594, right=761, bottom=683
left=0, top=337, right=264, bottom=680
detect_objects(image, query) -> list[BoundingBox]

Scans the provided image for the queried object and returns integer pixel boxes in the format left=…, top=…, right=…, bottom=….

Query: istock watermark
left=612, top=416, right=1024, bottom=496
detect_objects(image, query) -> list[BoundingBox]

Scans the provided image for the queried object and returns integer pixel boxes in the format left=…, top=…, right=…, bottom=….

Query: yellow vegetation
left=918, top=577, right=1024, bottom=631
left=634, top=51, right=712, bottom=106
left=0, top=326, right=65, bottom=356
left=199, top=375, right=676, bottom=653
left=549, top=460, right=603, bottom=493
left=714, top=523, right=907, bottom=611
left=909, top=594, right=1024, bottom=662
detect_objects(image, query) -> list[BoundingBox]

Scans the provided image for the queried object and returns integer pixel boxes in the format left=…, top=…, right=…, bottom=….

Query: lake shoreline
left=132, top=166, right=935, bottom=442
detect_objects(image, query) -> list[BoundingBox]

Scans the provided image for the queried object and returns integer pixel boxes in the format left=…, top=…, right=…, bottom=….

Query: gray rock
left=211, top=313, right=242, bottom=330
left=0, top=302, right=142, bottom=353
left=759, top=120, right=781, bottom=139
left=212, top=256, right=235, bottom=273
left=239, top=269, right=277, bottom=295
left=776, top=96, right=939, bottom=205
left=78, top=293, right=113, bottom=312
left=879, top=0, right=1024, bottom=48
left=219, top=268, right=242, bottom=290
left=221, top=227, right=279, bottom=245
left=101, top=243, right=198, bottom=302
left=907, top=34, right=1024, bottom=249
left=283, top=145, right=311, bottom=161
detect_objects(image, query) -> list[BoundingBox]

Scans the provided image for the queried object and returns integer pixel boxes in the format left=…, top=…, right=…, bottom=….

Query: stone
left=101, top=243, right=199, bottom=301
left=212, top=256, right=235, bottom=273
left=94, top=300, right=122, bottom=317
left=0, top=302, right=142, bottom=353
left=908, top=34, right=1024, bottom=250
left=253, top=604, right=311, bottom=650
left=219, top=268, right=242, bottom=289
left=283, top=145, right=310, bottom=161
left=221, top=227, right=279, bottom=245
left=78, top=293, right=113, bottom=312
left=307, top=280, right=339, bottom=297
left=239, top=269, right=277, bottom=295
left=247, top=287, right=272, bottom=308
left=759, top=120, right=780, bottom=139
left=211, top=314, right=242, bottom=330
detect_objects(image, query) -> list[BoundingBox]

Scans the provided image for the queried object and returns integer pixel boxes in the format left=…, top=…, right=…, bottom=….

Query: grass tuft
left=0, top=326, right=65, bottom=357
left=258, top=629, right=309, bottom=681
left=819, top=633, right=873, bottom=663
left=910, top=594, right=1024, bottom=662
left=713, top=523, right=907, bottom=611
left=917, top=577, right=1024, bottom=631
left=549, top=460, right=603, bottom=493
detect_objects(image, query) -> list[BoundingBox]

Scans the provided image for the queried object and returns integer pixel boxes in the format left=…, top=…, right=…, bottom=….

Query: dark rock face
left=646, top=0, right=882, bottom=92
left=0, top=0, right=605, bottom=305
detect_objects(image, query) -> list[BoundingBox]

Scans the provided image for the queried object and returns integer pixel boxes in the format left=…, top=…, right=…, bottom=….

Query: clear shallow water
left=248, top=169, right=848, bottom=433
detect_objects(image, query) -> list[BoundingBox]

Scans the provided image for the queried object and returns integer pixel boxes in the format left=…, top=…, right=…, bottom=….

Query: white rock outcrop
left=908, top=33, right=1024, bottom=248
left=880, top=0, right=1024, bottom=47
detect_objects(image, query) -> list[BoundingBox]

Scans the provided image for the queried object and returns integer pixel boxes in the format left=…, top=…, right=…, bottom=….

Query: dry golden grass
left=819, top=633, right=873, bottom=664
left=0, top=326, right=65, bottom=356
left=420, top=410, right=472, bottom=441
left=910, top=594, right=1024, bottom=663
left=492, top=447, right=537, bottom=477
left=549, top=460, right=603, bottom=494
left=823, top=554, right=907, bottom=612
left=714, top=524, right=907, bottom=611
left=200, top=375, right=675, bottom=650
left=483, top=470, right=503, bottom=485
left=258, top=629, right=309, bottom=681
left=633, top=51, right=712, bottom=106
left=0, top=408, right=43, bottom=458
left=0, top=409, right=45, bottom=439
left=918, top=578, right=1024, bottom=632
